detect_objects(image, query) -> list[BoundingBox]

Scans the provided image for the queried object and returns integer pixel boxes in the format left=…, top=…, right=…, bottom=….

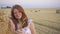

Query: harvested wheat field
left=0, top=8, right=60, bottom=34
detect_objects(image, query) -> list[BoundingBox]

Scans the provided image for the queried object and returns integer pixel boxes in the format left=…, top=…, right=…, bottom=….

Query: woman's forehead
left=14, top=9, right=18, bottom=11
left=12, top=7, right=24, bottom=13
left=13, top=9, right=22, bottom=14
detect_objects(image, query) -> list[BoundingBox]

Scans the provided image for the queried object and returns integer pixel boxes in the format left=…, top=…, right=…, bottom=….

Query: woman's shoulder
left=9, top=16, right=14, bottom=23
left=9, top=16, right=13, bottom=20
left=9, top=16, right=15, bottom=22
left=27, top=18, right=33, bottom=24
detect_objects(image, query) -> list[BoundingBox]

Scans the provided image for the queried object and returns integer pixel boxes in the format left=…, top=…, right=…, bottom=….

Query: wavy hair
left=11, top=5, right=28, bottom=30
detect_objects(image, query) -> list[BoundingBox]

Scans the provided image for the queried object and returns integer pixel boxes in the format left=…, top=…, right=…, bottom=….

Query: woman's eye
left=14, top=11, right=18, bottom=14
left=14, top=12, right=17, bottom=14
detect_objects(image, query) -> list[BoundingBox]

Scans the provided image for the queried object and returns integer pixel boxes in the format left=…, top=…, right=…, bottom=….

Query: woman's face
left=14, top=9, right=22, bottom=19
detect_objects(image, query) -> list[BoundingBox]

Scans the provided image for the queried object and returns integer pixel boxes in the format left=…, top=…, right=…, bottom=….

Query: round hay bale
left=0, top=12, right=14, bottom=34
left=0, top=12, right=8, bottom=34
left=39, top=10, right=40, bottom=11
left=56, top=10, right=60, bottom=13
left=35, top=11, right=38, bottom=12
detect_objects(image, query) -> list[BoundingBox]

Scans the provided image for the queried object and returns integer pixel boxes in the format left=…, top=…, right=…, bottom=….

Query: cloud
left=0, top=0, right=60, bottom=8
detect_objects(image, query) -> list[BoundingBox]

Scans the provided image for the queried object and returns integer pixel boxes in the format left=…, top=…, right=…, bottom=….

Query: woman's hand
left=18, top=30, right=24, bottom=34
left=15, top=30, right=24, bottom=34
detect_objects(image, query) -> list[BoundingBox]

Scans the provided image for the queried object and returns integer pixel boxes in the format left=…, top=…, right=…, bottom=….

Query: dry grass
left=0, top=8, right=60, bottom=34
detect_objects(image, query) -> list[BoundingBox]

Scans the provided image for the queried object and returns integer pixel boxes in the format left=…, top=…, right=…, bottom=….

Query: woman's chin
left=16, top=17, right=21, bottom=20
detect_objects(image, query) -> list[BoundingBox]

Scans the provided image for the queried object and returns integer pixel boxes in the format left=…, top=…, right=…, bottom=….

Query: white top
left=16, top=18, right=32, bottom=34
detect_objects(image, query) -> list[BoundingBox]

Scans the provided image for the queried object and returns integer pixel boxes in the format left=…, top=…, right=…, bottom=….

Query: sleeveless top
left=16, top=18, right=32, bottom=34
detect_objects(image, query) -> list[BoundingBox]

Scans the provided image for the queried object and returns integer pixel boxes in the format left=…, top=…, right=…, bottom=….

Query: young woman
left=10, top=5, right=36, bottom=34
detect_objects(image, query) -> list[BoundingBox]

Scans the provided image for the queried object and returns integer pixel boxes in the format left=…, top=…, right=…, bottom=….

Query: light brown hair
left=11, top=5, right=28, bottom=30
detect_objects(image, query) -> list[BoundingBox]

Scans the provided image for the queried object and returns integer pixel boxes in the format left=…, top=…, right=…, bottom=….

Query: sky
left=0, top=0, right=60, bottom=8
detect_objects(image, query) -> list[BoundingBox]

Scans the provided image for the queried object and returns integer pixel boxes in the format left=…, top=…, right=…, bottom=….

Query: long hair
left=11, top=5, right=28, bottom=30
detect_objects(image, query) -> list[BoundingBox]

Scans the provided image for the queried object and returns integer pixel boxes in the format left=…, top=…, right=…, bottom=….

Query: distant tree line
left=1, top=6, right=11, bottom=9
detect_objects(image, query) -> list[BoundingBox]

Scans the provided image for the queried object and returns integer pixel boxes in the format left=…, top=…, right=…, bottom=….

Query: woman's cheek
left=14, top=13, right=22, bottom=19
left=18, top=13, right=22, bottom=19
left=19, top=13, right=22, bottom=18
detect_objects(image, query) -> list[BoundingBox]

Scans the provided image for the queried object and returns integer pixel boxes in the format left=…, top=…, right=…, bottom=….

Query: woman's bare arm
left=30, top=22, right=36, bottom=34
left=9, top=19, right=15, bottom=33
left=9, top=19, right=24, bottom=34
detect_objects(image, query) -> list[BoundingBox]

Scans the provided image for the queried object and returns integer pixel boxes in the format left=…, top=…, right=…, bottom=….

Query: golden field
left=0, top=8, right=60, bottom=34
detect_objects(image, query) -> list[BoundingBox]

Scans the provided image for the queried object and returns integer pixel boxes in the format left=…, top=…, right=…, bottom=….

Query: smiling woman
left=9, top=4, right=36, bottom=34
